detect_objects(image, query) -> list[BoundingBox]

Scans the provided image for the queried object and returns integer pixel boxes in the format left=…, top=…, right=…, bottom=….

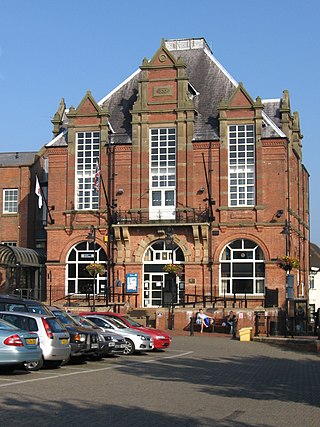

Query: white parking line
left=0, top=351, right=193, bottom=389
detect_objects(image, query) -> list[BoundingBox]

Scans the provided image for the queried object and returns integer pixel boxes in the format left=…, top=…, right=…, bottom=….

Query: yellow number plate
left=61, top=339, right=68, bottom=345
left=26, top=338, right=37, bottom=345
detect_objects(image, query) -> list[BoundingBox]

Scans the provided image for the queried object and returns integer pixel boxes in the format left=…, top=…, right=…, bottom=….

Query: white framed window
left=228, top=124, right=255, bottom=207
left=309, top=274, right=315, bottom=290
left=149, top=128, right=176, bottom=220
left=75, top=131, right=100, bottom=210
left=3, top=189, right=18, bottom=213
left=66, top=241, right=107, bottom=295
left=220, top=239, right=265, bottom=295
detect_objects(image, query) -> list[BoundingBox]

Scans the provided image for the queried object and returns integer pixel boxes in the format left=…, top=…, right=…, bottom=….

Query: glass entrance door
left=143, top=274, right=164, bottom=307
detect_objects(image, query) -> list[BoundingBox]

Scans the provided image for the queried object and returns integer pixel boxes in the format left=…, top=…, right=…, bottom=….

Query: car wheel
left=124, top=338, right=135, bottom=355
left=24, top=357, right=44, bottom=371
left=44, top=360, right=62, bottom=369
left=60, top=355, right=70, bottom=366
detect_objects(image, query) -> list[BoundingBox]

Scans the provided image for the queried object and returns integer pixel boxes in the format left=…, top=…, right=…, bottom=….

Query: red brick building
left=0, top=38, right=310, bottom=315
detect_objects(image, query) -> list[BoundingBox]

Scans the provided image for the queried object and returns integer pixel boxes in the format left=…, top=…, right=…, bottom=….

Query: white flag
left=35, top=176, right=43, bottom=208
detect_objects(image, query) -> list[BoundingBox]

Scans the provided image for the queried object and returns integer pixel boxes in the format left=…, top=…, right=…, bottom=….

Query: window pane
left=233, top=263, right=253, bottom=277
left=152, top=191, right=161, bottom=206
left=165, top=190, right=174, bottom=206
left=255, top=263, right=265, bottom=277
left=233, top=279, right=253, bottom=293
left=221, top=264, right=230, bottom=277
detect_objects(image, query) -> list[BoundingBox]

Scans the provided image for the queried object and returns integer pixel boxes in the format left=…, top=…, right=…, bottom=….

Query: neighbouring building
left=309, top=243, right=320, bottom=317
left=0, top=38, right=310, bottom=321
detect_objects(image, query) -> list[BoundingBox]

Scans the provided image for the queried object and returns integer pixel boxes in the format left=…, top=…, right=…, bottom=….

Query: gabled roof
left=97, top=37, right=284, bottom=143
left=46, top=130, right=68, bottom=148
left=47, top=37, right=285, bottom=147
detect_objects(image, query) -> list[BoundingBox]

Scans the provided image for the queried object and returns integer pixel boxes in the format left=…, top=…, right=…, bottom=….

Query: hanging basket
left=86, top=263, right=106, bottom=277
left=276, top=256, right=299, bottom=272
left=163, top=264, right=183, bottom=277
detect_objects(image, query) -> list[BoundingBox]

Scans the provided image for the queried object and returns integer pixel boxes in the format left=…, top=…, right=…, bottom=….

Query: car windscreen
left=103, top=317, right=127, bottom=329
left=78, top=317, right=98, bottom=329
left=27, top=303, right=52, bottom=315
left=123, top=315, right=143, bottom=327
left=52, top=310, right=79, bottom=326
left=0, top=318, right=18, bottom=330
left=5, top=303, right=29, bottom=312
left=45, top=317, right=68, bottom=332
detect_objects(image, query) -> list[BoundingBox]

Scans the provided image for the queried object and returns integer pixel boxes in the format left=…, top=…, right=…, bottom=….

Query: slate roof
left=0, top=152, right=37, bottom=167
left=99, top=39, right=237, bottom=142
left=310, top=243, right=320, bottom=268
left=47, top=38, right=285, bottom=147
left=98, top=38, right=283, bottom=144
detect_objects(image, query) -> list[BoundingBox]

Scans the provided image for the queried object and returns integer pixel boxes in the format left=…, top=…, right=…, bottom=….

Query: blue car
left=0, top=318, right=42, bottom=373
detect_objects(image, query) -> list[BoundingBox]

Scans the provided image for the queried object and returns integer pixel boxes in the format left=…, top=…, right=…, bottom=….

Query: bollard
left=190, top=316, right=194, bottom=336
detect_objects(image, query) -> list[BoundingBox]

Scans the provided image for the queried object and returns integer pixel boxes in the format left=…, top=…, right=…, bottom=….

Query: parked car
left=71, top=315, right=127, bottom=358
left=0, top=312, right=71, bottom=371
left=82, top=314, right=154, bottom=355
left=81, top=311, right=171, bottom=350
left=48, top=307, right=101, bottom=362
left=0, top=318, right=42, bottom=373
left=0, top=294, right=52, bottom=315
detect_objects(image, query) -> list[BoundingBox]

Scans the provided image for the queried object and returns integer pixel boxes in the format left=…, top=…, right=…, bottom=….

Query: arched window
left=143, top=240, right=184, bottom=307
left=66, top=241, right=107, bottom=295
left=220, top=239, right=265, bottom=295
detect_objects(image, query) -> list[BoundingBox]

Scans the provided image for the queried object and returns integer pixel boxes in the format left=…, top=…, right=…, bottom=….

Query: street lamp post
left=165, top=227, right=175, bottom=330
left=87, top=225, right=97, bottom=311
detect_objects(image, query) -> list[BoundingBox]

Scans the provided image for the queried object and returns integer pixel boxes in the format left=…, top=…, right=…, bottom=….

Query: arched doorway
left=66, top=241, right=107, bottom=295
left=143, top=240, right=184, bottom=307
left=220, top=238, right=265, bottom=295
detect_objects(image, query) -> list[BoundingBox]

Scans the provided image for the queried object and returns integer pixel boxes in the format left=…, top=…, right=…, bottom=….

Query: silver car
left=0, top=312, right=71, bottom=370
left=83, top=315, right=154, bottom=355
left=0, top=318, right=42, bottom=373
left=71, top=315, right=127, bottom=357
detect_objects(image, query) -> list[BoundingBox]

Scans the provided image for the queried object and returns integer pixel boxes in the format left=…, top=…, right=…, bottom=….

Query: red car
left=80, top=312, right=171, bottom=350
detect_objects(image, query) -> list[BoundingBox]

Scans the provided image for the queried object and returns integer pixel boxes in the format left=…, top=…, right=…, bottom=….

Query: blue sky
left=0, top=0, right=319, bottom=245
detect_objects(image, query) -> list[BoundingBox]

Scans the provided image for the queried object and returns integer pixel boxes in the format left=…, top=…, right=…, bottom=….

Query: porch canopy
left=0, top=245, right=45, bottom=268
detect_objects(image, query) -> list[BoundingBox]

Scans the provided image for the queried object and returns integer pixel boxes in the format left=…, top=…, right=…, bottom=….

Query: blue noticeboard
left=126, top=273, right=138, bottom=293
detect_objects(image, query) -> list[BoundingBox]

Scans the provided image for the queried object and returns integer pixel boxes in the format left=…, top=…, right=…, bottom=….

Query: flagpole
left=35, top=174, right=55, bottom=225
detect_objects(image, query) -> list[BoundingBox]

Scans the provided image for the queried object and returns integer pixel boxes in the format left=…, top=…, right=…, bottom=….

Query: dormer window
left=75, top=131, right=100, bottom=210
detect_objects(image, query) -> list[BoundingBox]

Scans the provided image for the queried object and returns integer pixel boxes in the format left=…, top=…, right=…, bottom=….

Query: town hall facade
left=0, top=38, right=310, bottom=318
